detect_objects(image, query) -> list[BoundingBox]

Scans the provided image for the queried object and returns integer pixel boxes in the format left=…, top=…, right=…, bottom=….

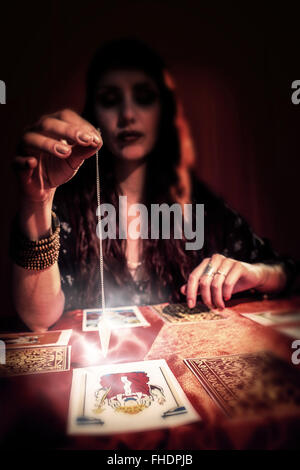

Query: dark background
left=1, top=1, right=299, bottom=316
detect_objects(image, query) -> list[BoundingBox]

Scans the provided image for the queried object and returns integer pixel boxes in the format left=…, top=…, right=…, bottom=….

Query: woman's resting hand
left=180, top=254, right=287, bottom=309
left=13, top=109, right=102, bottom=202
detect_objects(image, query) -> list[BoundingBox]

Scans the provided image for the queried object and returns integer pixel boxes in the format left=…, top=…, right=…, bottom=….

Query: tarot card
left=0, top=329, right=72, bottom=349
left=0, top=345, right=71, bottom=377
left=242, top=311, right=300, bottom=326
left=68, top=359, right=200, bottom=434
left=151, top=302, right=226, bottom=324
left=184, top=351, right=300, bottom=418
left=82, top=306, right=150, bottom=332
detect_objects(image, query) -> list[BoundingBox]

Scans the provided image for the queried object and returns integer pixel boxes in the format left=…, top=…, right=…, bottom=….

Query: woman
left=11, top=39, right=296, bottom=331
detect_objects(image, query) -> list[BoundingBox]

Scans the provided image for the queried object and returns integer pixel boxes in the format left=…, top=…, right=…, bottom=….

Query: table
left=1, top=295, right=300, bottom=450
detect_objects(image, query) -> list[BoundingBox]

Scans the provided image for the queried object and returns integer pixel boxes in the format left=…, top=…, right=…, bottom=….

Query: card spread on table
left=0, top=329, right=72, bottom=349
left=242, top=311, right=300, bottom=327
left=152, top=302, right=226, bottom=323
left=82, top=306, right=150, bottom=331
left=68, top=359, right=200, bottom=434
left=0, top=345, right=71, bottom=377
left=184, top=351, right=300, bottom=418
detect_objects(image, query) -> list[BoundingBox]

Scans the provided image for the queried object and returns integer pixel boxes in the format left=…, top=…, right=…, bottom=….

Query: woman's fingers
left=186, top=258, right=212, bottom=308
left=14, top=109, right=103, bottom=201
left=184, top=254, right=240, bottom=309
left=222, top=262, right=244, bottom=300
left=22, top=109, right=103, bottom=161
left=51, top=108, right=101, bottom=142
left=210, top=257, right=235, bottom=308
left=23, top=130, right=102, bottom=162
left=12, top=156, right=38, bottom=184
left=197, top=254, right=226, bottom=308
left=13, top=156, right=38, bottom=172
left=180, top=284, right=187, bottom=295
left=23, top=132, right=72, bottom=158
left=183, top=255, right=263, bottom=309
left=13, top=156, right=38, bottom=169
left=35, top=116, right=100, bottom=148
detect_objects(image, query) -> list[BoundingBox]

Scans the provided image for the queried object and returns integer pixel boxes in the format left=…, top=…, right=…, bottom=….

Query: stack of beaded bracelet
left=10, top=211, right=60, bottom=270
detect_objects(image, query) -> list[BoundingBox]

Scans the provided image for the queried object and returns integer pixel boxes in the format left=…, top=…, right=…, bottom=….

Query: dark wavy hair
left=57, top=38, right=201, bottom=307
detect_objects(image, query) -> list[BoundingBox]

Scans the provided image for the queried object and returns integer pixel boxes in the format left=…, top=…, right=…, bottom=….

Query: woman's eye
left=134, top=89, right=158, bottom=106
left=96, top=92, right=120, bottom=108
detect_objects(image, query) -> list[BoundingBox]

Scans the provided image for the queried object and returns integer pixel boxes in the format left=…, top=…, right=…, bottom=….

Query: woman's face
left=94, top=69, right=161, bottom=161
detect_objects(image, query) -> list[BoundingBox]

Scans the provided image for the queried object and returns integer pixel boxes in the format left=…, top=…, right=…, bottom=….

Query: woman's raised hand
left=180, top=254, right=273, bottom=309
left=13, top=109, right=102, bottom=202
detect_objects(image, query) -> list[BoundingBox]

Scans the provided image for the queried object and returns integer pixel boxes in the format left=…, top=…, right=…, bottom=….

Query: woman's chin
left=116, top=147, right=147, bottom=161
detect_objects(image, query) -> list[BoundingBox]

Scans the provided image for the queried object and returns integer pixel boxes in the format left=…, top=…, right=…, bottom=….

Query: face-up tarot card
left=68, top=359, right=200, bottom=434
left=0, top=345, right=71, bottom=377
left=242, top=311, right=300, bottom=327
left=184, top=351, right=300, bottom=418
left=152, top=302, right=226, bottom=324
left=82, top=306, right=150, bottom=332
left=0, top=329, right=72, bottom=349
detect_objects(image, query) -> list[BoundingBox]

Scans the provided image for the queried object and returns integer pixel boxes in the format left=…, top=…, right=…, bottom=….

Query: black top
left=53, top=177, right=297, bottom=311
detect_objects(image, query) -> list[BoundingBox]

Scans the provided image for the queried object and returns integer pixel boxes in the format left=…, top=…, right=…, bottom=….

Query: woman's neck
left=114, top=159, right=147, bottom=265
left=115, top=159, right=147, bottom=204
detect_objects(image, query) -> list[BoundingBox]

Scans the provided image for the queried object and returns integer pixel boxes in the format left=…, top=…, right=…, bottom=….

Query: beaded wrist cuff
left=10, top=211, right=60, bottom=270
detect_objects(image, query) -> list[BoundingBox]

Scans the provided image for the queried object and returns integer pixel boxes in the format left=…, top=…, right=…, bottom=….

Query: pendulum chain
left=95, top=133, right=106, bottom=313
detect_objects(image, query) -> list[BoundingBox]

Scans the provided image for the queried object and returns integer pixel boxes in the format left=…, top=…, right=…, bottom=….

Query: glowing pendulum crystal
left=95, top=131, right=111, bottom=358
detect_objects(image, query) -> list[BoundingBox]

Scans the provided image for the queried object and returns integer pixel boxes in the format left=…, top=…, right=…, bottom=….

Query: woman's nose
left=118, top=98, right=136, bottom=126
